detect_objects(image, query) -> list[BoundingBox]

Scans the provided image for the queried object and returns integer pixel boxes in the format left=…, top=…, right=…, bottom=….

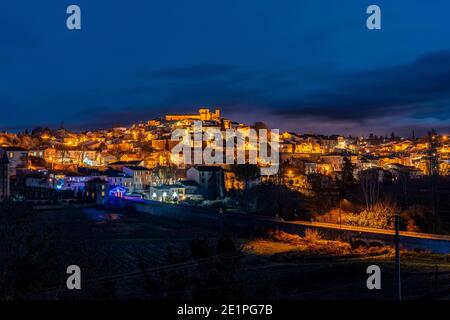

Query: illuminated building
left=149, top=184, right=186, bottom=202
left=123, top=166, right=152, bottom=192
left=165, top=108, right=221, bottom=122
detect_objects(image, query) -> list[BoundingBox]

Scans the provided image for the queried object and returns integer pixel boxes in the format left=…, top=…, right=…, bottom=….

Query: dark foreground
left=3, top=206, right=450, bottom=300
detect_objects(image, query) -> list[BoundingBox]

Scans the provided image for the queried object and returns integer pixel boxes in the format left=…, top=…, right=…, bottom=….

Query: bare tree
left=360, top=168, right=380, bottom=210
left=151, top=165, right=177, bottom=185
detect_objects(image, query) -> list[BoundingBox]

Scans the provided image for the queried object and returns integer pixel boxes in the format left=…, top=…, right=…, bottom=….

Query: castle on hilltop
left=165, top=108, right=221, bottom=122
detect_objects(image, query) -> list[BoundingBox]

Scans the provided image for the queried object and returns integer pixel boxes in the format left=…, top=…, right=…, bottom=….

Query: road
left=118, top=198, right=450, bottom=253
left=289, top=220, right=450, bottom=241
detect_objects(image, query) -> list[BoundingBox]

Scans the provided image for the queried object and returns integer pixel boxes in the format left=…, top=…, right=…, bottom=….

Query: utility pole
left=434, top=265, right=439, bottom=299
left=394, top=212, right=402, bottom=300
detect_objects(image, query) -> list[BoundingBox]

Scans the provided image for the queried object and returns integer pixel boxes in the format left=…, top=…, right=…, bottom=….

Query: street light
left=394, top=212, right=402, bottom=301
left=387, top=212, right=402, bottom=301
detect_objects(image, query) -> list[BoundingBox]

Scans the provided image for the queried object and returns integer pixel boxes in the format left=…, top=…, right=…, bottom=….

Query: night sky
left=1, top=0, right=450, bottom=136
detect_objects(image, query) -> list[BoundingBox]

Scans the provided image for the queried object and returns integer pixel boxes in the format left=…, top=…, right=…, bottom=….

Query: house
left=186, top=166, right=225, bottom=200
left=43, top=146, right=98, bottom=166
left=149, top=183, right=185, bottom=202
left=64, top=172, right=105, bottom=195
left=28, top=148, right=45, bottom=159
left=319, top=154, right=357, bottom=172
left=123, top=166, right=152, bottom=192
left=320, top=154, right=345, bottom=171
left=85, top=178, right=109, bottom=205
left=178, top=180, right=203, bottom=200
left=105, top=169, right=134, bottom=192
left=98, top=153, right=117, bottom=166
left=283, top=169, right=311, bottom=191
left=385, top=163, right=424, bottom=180
left=304, top=162, right=318, bottom=175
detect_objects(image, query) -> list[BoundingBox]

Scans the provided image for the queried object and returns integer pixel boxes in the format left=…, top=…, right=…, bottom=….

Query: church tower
left=0, top=151, right=10, bottom=199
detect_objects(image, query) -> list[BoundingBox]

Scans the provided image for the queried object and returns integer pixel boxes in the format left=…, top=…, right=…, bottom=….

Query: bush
left=304, top=229, right=323, bottom=243
left=267, top=230, right=303, bottom=244
left=343, top=201, right=397, bottom=229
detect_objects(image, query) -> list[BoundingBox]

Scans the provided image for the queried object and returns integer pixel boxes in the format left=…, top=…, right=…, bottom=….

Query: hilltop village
left=0, top=108, right=449, bottom=231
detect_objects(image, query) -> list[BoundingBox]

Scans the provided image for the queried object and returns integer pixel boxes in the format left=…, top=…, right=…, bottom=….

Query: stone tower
left=0, top=151, right=10, bottom=199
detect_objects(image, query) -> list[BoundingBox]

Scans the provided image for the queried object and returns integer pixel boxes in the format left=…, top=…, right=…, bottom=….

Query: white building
left=149, top=184, right=185, bottom=202
left=123, top=166, right=152, bottom=192
left=105, top=170, right=134, bottom=192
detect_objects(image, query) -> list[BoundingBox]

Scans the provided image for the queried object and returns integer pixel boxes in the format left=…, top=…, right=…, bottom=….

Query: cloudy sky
left=1, top=0, right=450, bottom=136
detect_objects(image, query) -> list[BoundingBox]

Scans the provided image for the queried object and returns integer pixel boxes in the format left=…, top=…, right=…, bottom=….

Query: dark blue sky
left=1, top=0, right=450, bottom=136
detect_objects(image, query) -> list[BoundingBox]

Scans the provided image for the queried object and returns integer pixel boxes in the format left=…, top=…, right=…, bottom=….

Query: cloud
left=9, top=51, right=448, bottom=136
left=272, top=51, right=450, bottom=122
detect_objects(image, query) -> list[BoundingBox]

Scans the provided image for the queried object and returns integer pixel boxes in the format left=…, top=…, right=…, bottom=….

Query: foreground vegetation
left=2, top=201, right=450, bottom=300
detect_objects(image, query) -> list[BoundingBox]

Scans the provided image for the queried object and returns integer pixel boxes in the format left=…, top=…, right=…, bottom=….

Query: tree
left=341, top=156, right=355, bottom=188
left=345, top=200, right=397, bottom=230
left=249, top=182, right=306, bottom=220
left=232, top=164, right=260, bottom=190
left=427, top=129, right=439, bottom=176
left=360, top=168, right=381, bottom=211
left=151, top=164, right=177, bottom=185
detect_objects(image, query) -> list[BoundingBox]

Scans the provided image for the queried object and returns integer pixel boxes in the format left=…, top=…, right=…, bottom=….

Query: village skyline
left=2, top=107, right=449, bottom=139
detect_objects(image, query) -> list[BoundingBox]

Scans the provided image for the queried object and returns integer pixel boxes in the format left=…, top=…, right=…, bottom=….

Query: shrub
left=266, top=230, right=303, bottom=244
left=303, top=228, right=323, bottom=243
left=343, top=201, right=397, bottom=229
